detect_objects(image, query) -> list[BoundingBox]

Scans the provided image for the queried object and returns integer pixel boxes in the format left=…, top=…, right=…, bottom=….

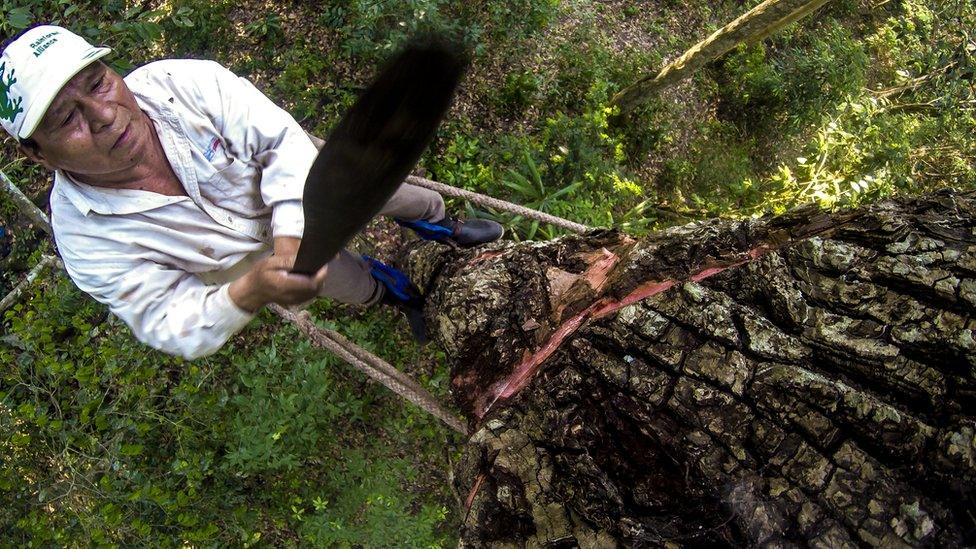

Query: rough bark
left=403, top=190, right=976, bottom=547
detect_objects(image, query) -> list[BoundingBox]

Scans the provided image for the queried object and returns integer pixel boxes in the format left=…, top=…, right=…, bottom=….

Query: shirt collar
left=54, top=168, right=187, bottom=216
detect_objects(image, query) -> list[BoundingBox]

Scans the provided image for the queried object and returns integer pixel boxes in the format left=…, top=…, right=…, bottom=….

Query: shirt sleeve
left=207, top=62, right=317, bottom=239
left=55, top=219, right=255, bottom=360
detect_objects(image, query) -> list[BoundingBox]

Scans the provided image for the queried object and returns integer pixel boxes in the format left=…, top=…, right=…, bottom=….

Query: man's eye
left=91, top=77, right=105, bottom=91
left=60, top=111, right=74, bottom=127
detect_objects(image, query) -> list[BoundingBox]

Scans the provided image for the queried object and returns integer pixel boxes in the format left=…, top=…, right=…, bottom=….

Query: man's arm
left=205, top=62, right=318, bottom=241
left=62, top=249, right=325, bottom=358
left=54, top=209, right=324, bottom=358
left=200, top=64, right=322, bottom=311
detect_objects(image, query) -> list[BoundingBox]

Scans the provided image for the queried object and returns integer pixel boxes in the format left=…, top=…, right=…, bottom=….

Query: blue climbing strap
left=395, top=218, right=454, bottom=243
left=363, top=255, right=415, bottom=301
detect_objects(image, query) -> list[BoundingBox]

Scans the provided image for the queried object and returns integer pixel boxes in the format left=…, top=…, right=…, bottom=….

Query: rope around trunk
left=405, top=175, right=591, bottom=234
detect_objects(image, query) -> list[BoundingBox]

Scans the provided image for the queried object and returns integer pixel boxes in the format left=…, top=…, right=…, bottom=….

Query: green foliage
left=1, top=276, right=454, bottom=545
left=156, top=0, right=234, bottom=58
left=548, top=26, right=617, bottom=111
left=462, top=0, right=559, bottom=45
left=660, top=120, right=761, bottom=216
left=431, top=78, right=654, bottom=239
left=735, top=0, right=976, bottom=213
left=494, top=70, right=540, bottom=117
left=716, top=21, right=869, bottom=133
left=298, top=448, right=450, bottom=546
left=271, top=41, right=347, bottom=130
left=244, top=13, right=284, bottom=43
left=427, top=131, right=496, bottom=191
left=322, top=0, right=474, bottom=65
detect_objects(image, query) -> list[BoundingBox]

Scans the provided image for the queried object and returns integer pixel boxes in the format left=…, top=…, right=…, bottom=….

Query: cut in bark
left=402, top=190, right=976, bottom=546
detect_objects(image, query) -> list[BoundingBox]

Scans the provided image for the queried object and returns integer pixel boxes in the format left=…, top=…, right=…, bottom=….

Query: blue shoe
left=364, top=255, right=428, bottom=343
left=397, top=217, right=504, bottom=247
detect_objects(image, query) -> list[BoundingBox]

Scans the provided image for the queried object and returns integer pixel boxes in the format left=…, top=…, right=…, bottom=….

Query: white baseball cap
left=0, top=25, right=111, bottom=139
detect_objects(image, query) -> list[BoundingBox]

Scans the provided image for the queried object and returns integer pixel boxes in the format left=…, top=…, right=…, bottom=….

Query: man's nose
left=79, top=97, right=115, bottom=132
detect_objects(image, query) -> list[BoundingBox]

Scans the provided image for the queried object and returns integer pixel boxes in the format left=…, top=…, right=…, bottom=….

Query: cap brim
left=17, top=46, right=112, bottom=139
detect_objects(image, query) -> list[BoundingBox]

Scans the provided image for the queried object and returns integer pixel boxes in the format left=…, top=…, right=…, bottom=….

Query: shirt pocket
left=204, top=155, right=268, bottom=216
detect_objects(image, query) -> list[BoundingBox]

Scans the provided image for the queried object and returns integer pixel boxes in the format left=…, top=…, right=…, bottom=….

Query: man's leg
left=316, top=248, right=426, bottom=341
left=314, top=182, right=497, bottom=341
left=317, top=182, right=502, bottom=300
left=317, top=250, right=381, bottom=305
left=378, top=183, right=446, bottom=223
left=384, top=183, right=503, bottom=246
left=317, top=184, right=442, bottom=305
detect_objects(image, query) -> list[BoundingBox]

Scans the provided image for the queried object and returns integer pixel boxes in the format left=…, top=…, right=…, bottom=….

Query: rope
left=270, top=304, right=468, bottom=436
left=305, top=131, right=591, bottom=235
left=405, top=175, right=591, bottom=234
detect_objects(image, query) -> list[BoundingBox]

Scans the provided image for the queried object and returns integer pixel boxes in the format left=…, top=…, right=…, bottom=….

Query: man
left=0, top=25, right=502, bottom=359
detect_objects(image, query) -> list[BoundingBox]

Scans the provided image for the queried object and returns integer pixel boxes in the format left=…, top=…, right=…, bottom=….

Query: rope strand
left=406, top=175, right=592, bottom=234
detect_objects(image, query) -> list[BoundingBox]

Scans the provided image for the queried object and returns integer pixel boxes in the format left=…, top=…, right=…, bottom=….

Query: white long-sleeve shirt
left=50, top=59, right=318, bottom=359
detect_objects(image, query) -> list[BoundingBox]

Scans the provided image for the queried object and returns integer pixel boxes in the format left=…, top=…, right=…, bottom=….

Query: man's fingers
left=257, top=252, right=332, bottom=306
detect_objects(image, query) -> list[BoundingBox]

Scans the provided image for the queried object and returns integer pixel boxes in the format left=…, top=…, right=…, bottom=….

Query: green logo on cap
left=0, top=63, right=24, bottom=123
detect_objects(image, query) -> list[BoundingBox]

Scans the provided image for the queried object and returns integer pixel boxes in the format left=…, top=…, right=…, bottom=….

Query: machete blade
left=291, top=37, right=467, bottom=275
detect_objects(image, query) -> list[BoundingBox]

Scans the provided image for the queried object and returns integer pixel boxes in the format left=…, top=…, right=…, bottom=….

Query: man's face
left=22, top=62, right=153, bottom=183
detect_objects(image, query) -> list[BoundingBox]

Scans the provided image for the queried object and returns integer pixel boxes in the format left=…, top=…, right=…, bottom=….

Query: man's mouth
left=112, top=123, right=131, bottom=150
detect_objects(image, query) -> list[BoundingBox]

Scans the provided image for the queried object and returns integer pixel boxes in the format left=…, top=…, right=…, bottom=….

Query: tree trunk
left=402, top=190, right=976, bottom=547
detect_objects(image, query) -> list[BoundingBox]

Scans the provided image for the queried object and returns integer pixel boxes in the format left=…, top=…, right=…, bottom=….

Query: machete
left=291, top=37, right=467, bottom=275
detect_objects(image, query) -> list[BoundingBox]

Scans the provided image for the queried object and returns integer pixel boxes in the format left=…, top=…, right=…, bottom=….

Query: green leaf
left=11, top=432, right=30, bottom=447
left=120, top=443, right=144, bottom=456
left=8, top=7, right=32, bottom=29
left=549, top=181, right=582, bottom=200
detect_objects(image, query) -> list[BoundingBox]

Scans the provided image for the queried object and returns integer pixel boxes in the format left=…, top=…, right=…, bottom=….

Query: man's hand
left=228, top=237, right=328, bottom=313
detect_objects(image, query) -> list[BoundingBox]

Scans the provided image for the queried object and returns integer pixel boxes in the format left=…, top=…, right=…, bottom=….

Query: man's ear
left=18, top=143, right=54, bottom=170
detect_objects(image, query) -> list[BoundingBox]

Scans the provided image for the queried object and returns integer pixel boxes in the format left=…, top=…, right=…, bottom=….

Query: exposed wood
left=611, top=0, right=833, bottom=115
